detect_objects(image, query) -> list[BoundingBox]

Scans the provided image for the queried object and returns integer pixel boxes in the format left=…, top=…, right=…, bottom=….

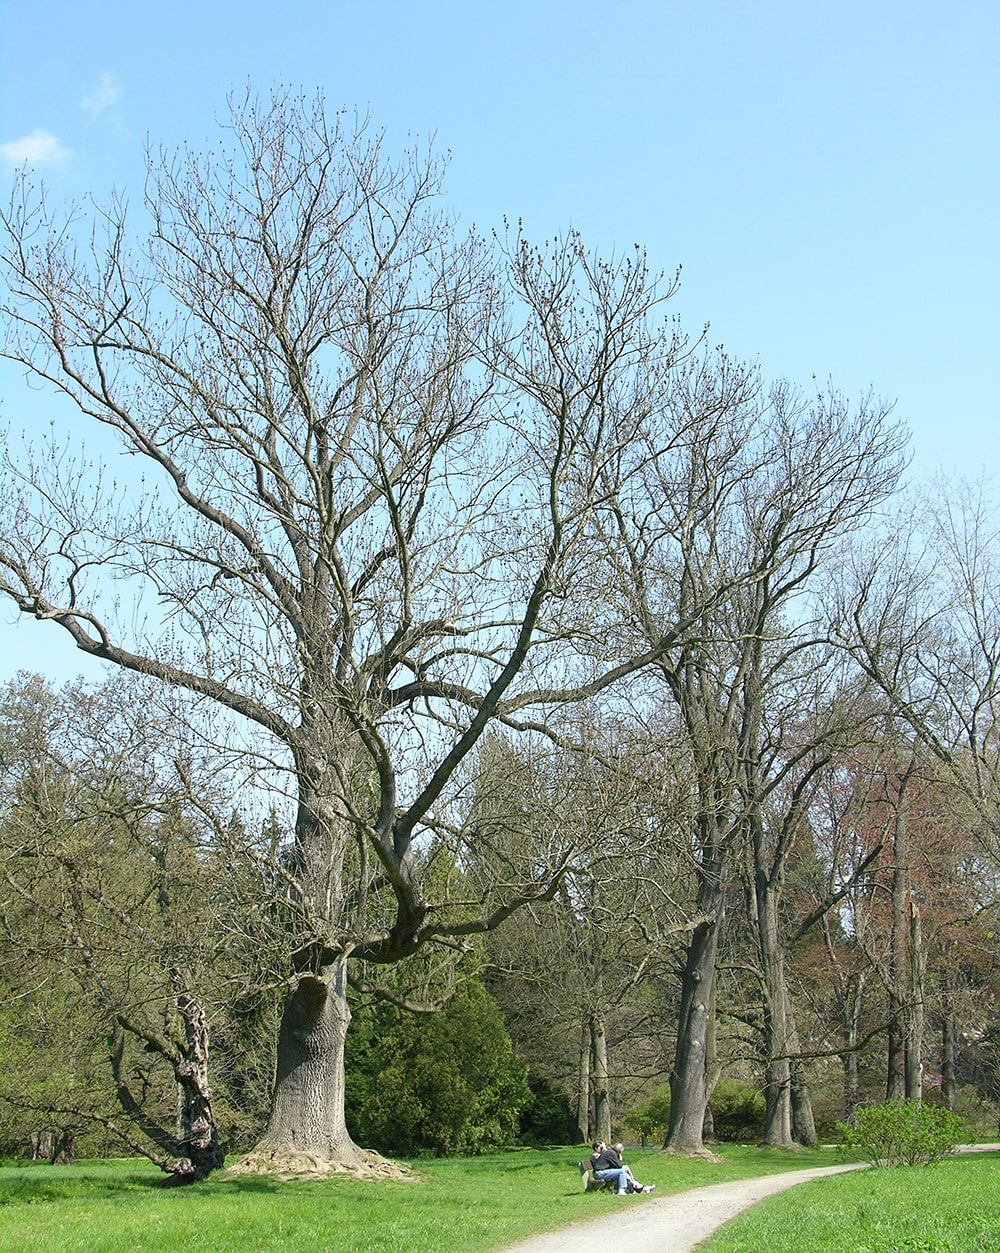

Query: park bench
left=578, top=1160, right=615, bottom=1191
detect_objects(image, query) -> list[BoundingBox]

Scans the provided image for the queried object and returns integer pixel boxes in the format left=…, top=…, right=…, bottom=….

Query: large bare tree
left=0, top=89, right=705, bottom=1175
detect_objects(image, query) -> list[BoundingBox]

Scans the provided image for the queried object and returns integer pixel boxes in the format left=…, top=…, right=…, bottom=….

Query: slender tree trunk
left=699, top=967, right=720, bottom=1143
left=173, top=993, right=225, bottom=1181
left=842, top=1043, right=860, bottom=1120
left=941, top=973, right=957, bottom=1111
left=886, top=1020, right=906, bottom=1099
left=591, top=1013, right=612, bottom=1144
left=576, top=1020, right=591, bottom=1143
left=849, top=972, right=864, bottom=1112
left=756, top=870, right=793, bottom=1148
left=782, top=982, right=817, bottom=1147
left=886, top=765, right=913, bottom=1101
left=905, top=901, right=924, bottom=1101
left=107, top=990, right=223, bottom=1183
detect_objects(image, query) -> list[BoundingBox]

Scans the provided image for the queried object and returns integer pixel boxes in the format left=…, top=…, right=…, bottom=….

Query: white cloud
left=82, top=72, right=123, bottom=121
left=0, top=129, right=71, bottom=166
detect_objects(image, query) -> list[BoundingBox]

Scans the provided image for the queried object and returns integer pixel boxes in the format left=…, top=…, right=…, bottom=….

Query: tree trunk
left=576, top=1020, right=591, bottom=1143
left=790, top=1062, right=818, bottom=1147
left=172, top=992, right=225, bottom=1182
left=886, top=764, right=913, bottom=1101
left=591, top=1013, right=612, bottom=1144
left=783, top=988, right=817, bottom=1147
left=756, top=871, right=794, bottom=1148
left=241, top=957, right=362, bottom=1173
left=842, top=971, right=864, bottom=1119
left=50, top=1129, right=75, bottom=1165
left=666, top=903, right=723, bottom=1153
left=234, top=765, right=397, bottom=1178
left=762, top=1053, right=792, bottom=1146
left=886, top=1020, right=906, bottom=1099
left=904, top=901, right=924, bottom=1101
left=941, top=973, right=957, bottom=1111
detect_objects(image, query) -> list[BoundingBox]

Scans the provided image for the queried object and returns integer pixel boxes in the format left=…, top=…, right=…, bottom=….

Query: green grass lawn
left=0, top=1145, right=837, bottom=1253
left=698, top=1151, right=1000, bottom=1253
left=0, top=1143, right=945, bottom=1253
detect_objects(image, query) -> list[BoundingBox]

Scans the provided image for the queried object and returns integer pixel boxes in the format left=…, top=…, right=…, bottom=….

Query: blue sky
left=1, top=0, right=997, bottom=685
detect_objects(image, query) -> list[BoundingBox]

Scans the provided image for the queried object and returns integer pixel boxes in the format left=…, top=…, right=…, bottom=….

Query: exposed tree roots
left=662, top=1145, right=724, bottom=1163
left=225, top=1147, right=414, bottom=1182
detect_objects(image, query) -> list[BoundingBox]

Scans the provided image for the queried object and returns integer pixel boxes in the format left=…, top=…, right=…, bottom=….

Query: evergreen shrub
left=346, top=980, right=531, bottom=1155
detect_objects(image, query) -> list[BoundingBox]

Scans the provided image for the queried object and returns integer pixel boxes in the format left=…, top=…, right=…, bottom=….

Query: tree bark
left=886, top=762, right=914, bottom=1101
left=236, top=747, right=381, bottom=1175
left=941, top=973, right=957, bottom=1111
left=246, top=958, right=362, bottom=1171
left=905, top=901, right=924, bottom=1101
left=755, top=862, right=794, bottom=1147
left=591, top=1013, right=612, bottom=1144
left=790, top=1059, right=818, bottom=1147
left=666, top=903, right=723, bottom=1153
left=49, top=1130, right=75, bottom=1165
left=576, top=1020, right=591, bottom=1143
left=173, top=993, right=225, bottom=1181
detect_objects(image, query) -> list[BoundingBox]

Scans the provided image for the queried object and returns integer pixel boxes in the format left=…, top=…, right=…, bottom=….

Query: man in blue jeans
left=589, top=1140, right=630, bottom=1195
left=613, top=1141, right=655, bottom=1193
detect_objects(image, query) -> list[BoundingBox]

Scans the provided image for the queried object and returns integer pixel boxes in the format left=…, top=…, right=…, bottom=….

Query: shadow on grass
left=0, top=1170, right=160, bottom=1206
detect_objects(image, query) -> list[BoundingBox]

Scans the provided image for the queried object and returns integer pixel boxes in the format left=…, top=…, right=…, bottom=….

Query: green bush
left=346, top=979, right=531, bottom=1156
left=624, top=1085, right=671, bottom=1140
left=837, top=1099, right=968, bottom=1165
left=709, top=1079, right=767, bottom=1143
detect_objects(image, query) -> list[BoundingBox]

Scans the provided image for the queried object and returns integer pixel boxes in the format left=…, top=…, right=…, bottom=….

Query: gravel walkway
left=497, top=1144, right=1000, bottom=1253
left=496, top=1162, right=867, bottom=1253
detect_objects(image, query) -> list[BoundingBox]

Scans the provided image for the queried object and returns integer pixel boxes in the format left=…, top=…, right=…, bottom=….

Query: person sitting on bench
left=612, top=1141, right=655, bottom=1193
left=588, top=1140, right=631, bottom=1195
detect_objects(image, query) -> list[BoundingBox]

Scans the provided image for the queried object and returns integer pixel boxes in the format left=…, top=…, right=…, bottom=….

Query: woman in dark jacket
left=589, top=1141, right=630, bottom=1195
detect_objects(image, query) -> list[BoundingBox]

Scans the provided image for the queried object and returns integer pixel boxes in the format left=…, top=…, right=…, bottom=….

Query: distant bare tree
left=837, top=478, right=1000, bottom=845
left=598, top=374, right=906, bottom=1152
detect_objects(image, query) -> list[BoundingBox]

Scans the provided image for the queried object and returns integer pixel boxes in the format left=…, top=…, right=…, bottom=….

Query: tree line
left=1, top=87, right=997, bottom=1180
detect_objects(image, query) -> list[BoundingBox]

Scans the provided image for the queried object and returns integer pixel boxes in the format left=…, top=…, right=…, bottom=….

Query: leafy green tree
left=518, top=1076, right=578, bottom=1146
left=0, top=672, right=244, bottom=1180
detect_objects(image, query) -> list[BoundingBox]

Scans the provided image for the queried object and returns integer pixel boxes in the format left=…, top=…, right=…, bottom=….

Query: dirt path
left=497, top=1145, right=1000, bottom=1253
left=496, top=1162, right=867, bottom=1253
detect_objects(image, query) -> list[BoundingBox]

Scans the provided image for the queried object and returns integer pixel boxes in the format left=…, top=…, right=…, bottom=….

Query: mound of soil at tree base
left=224, top=1147, right=414, bottom=1182
left=500, top=1146, right=1000, bottom=1253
